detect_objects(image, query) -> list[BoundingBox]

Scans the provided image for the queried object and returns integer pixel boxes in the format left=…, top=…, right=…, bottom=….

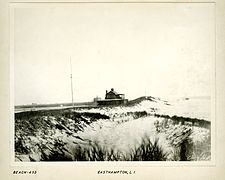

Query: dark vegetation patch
left=40, top=137, right=168, bottom=161
left=127, top=137, right=168, bottom=161
left=15, top=109, right=109, bottom=121
left=15, top=109, right=109, bottom=155
left=126, top=111, right=148, bottom=119
left=153, top=113, right=210, bottom=129
left=152, top=118, right=211, bottom=161
left=38, top=135, right=194, bottom=161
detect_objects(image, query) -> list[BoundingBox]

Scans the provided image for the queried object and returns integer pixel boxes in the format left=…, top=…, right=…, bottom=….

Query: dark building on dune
left=105, top=88, right=125, bottom=99
left=97, top=88, right=128, bottom=106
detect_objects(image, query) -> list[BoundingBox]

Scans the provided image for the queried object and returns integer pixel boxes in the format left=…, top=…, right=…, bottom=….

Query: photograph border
left=0, top=1, right=224, bottom=178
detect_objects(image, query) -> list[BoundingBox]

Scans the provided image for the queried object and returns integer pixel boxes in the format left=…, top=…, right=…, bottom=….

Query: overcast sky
left=13, top=3, right=215, bottom=105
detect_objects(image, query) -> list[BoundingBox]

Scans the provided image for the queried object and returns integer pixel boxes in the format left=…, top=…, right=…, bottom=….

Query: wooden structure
left=97, top=88, right=128, bottom=106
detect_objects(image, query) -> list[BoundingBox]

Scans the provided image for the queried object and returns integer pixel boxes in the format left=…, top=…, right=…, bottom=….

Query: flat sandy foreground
left=15, top=97, right=211, bottom=161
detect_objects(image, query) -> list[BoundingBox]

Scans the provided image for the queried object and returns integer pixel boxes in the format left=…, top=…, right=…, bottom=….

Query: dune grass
left=15, top=108, right=210, bottom=162
left=125, top=137, right=168, bottom=161
left=40, top=137, right=169, bottom=161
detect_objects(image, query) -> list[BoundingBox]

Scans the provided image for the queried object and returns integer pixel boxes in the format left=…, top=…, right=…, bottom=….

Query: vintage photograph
left=13, top=3, right=214, bottom=162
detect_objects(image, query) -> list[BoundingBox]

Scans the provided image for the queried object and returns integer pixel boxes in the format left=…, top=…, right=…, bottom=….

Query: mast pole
left=70, top=57, right=74, bottom=107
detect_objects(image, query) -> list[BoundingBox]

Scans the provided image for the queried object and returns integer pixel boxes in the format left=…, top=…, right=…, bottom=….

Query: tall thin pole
left=70, top=57, right=74, bottom=107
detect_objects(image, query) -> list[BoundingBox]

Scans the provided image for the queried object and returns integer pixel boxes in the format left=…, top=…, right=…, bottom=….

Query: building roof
left=107, top=88, right=118, bottom=95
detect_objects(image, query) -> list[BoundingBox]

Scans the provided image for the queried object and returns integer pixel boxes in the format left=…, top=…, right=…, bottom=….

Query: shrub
left=127, top=137, right=168, bottom=161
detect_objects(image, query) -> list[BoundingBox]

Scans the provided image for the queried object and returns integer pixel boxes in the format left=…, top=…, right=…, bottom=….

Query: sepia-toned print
left=13, top=3, right=214, bottom=162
